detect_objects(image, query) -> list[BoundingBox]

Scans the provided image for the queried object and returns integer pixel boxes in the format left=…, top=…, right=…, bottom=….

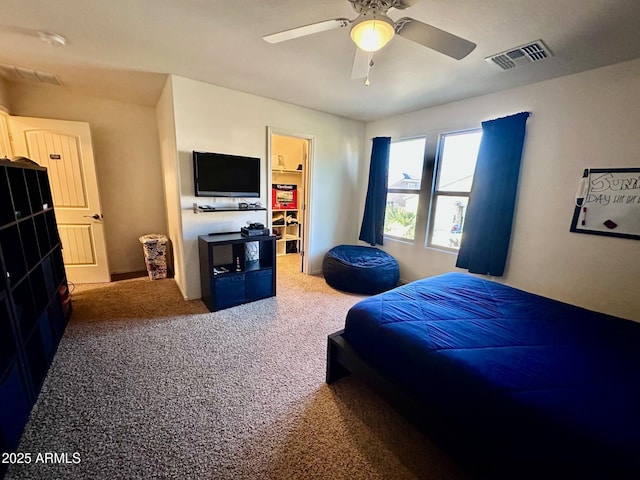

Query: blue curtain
left=456, top=112, right=530, bottom=276
left=359, top=137, right=391, bottom=246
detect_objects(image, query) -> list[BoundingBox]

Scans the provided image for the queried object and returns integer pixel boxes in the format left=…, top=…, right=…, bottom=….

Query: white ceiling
left=1, top=0, right=640, bottom=122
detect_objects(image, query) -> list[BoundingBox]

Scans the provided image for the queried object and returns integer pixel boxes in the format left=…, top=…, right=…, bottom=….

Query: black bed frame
left=326, top=330, right=493, bottom=476
left=326, top=330, right=569, bottom=479
left=326, top=330, right=446, bottom=426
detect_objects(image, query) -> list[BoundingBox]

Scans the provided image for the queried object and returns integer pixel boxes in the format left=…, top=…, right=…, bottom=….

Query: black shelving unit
left=198, top=233, right=276, bottom=311
left=0, top=159, right=71, bottom=474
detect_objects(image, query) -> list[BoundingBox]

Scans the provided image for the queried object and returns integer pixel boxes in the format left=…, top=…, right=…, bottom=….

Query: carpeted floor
left=6, top=255, right=469, bottom=480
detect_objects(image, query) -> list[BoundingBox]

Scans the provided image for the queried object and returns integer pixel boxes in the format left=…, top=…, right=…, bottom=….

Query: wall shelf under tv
left=193, top=206, right=267, bottom=213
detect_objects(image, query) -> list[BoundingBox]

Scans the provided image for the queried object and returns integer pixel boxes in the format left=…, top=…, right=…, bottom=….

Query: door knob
left=83, top=214, right=101, bottom=220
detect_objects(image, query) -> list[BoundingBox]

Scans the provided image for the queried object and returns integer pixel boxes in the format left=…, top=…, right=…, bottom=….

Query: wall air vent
left=486, top=40, right=552, bottom=71
left=0, top=64, right=62, bottom=85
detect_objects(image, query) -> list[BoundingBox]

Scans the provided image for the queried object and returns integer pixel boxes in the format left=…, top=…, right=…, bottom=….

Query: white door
left=10, top=116, right=111, bottom=283
left=0, top=112, right=11, bottom=158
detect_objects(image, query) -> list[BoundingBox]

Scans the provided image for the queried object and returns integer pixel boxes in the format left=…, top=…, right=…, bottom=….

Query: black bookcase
left=0, top=159, right=71, bottom=472
left=199, top=233, right=276, bottom=311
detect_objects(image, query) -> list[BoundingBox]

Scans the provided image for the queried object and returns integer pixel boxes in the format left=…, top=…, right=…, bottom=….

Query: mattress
left=342, top=272, right=640, bottom=473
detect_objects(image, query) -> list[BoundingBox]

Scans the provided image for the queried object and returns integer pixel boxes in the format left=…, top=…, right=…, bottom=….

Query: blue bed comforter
left=343, top=272, right=640, bottom=474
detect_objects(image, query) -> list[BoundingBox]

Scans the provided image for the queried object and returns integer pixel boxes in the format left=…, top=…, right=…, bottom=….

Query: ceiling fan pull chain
left=364, top=52, right=374, bottom=86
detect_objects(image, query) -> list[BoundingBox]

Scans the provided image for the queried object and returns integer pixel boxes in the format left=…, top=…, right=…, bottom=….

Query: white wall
left=9, top=83, right=167, bottom=275
left=272, top=134, right=306, bottom=171
left=167, top=76, right=364, bottom=300
left=156, top=77, right=186, bottom=294
left=364, top=58, right=640, bottom=321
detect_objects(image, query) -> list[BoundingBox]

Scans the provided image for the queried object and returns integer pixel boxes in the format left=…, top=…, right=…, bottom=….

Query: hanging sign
left=570, top=167, right=640, bottom=240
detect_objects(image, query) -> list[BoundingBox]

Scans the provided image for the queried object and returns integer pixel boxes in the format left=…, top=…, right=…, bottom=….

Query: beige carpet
left=7, top=255, right=469, bottom=480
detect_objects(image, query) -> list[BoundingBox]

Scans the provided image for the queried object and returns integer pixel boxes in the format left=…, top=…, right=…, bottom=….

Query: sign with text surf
left=570, top=168, right=640, bottom=240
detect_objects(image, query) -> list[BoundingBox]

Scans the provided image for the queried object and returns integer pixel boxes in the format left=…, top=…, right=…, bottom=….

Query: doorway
left=267, top=128, right=312, bottom=274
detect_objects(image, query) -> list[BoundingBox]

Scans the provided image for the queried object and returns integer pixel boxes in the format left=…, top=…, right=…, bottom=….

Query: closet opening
left=267, top=129, right=313, bottom=275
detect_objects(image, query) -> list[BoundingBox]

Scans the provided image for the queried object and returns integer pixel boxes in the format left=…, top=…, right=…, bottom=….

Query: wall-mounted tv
left=193, top=151, right=261, bottom=198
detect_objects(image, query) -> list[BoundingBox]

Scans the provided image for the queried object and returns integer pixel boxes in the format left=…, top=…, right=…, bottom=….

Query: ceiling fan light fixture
left=350, top=14, right=395, bottom=52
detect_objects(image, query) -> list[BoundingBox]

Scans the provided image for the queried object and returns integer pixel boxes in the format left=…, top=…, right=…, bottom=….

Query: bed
left=326, top=272, right=640, bottom=478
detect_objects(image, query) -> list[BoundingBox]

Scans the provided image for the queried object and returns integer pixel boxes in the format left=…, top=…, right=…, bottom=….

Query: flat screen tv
left=193, top=151, right=261, bottom=198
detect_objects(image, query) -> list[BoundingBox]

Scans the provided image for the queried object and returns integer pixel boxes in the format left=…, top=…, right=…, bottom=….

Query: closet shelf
left=272, top=222, right=301, bottom=227
left=271, top=157, right=303, bottom=256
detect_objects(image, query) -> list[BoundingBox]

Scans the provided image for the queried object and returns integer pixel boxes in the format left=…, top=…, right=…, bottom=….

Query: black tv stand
left=198, top=233, right=276, bottom=311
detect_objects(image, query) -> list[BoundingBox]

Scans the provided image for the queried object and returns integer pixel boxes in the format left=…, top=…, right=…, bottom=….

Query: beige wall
left=364, top=58, right=640, bottom=321
left=165, top=75, right=364, bottom=300
left=9, top=83, right=167, bottom=275
left=272, top=134, right=306, bottom=171
left=156, top=77, right=185, bottom=293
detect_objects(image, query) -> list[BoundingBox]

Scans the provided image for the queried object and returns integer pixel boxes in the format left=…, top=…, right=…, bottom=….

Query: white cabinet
left=272, top=167, right=303, bottom=256
left=272, top=208, right=301, bottom=256
left=271, top=133, right=307, bottom=259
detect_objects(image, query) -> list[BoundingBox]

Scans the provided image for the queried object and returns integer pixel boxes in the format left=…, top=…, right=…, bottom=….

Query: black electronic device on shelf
left=241, top=222, right=269, bottom=237
left=197, top=204, right=216, bottom=212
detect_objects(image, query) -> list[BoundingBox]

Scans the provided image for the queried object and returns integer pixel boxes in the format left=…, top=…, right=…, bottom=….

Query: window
left=384, top=137, right=426, bottom=241
left=428, top=130, right=482, bottom=249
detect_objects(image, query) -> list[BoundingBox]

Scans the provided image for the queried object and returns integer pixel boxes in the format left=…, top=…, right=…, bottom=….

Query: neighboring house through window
left=428, top=130, right=482, bottom=249
left=384, top=137, right=426, bottom=241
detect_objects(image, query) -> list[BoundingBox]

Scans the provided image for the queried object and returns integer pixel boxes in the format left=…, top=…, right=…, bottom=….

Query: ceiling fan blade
left=395, top=17, right=476, bottom=59
left=263, top=18, right=350, bottom=44
left=351, top=48, right=371, bottom=79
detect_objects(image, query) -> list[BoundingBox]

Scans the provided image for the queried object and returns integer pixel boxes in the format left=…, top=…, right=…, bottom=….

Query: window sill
left=425, top=245, right=458, bottom=255
left=383, top=235, right=415, bottom=245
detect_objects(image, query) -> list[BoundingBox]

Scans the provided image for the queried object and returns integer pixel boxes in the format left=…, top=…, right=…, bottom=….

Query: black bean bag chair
left=322, top=245, right=399, bottom=294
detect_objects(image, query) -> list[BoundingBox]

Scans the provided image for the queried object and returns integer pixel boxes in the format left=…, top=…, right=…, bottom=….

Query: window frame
left=384, top=136, right=428, bottom=243
left=426, top=128, right=482, bottom=251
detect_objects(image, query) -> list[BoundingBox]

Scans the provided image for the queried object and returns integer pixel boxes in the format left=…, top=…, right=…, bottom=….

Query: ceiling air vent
left=486, top=40, right=552, bottom=71
left=0, top=64, right=62, bottom=85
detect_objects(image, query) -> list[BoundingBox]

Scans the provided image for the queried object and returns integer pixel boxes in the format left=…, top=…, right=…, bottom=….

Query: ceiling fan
left=263, top=0, right=476, bottom=81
